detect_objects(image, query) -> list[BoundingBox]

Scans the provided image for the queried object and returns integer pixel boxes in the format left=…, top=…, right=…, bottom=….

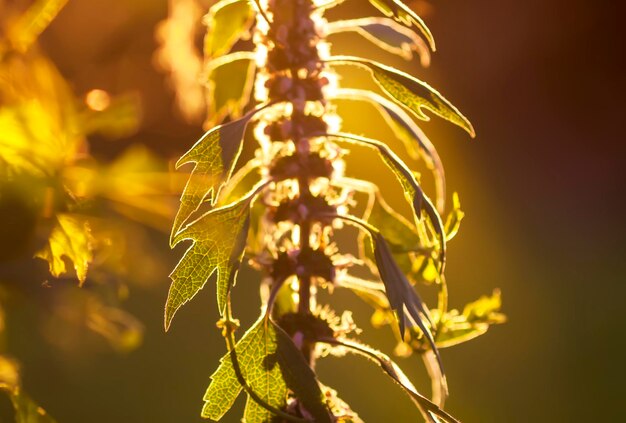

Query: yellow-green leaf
left=336, top=212, right=444, bottom=394
left=203, top=318, right=330, bottom=422
left=204, top=0, right=254, bottom=59
left=328, top=57, right=475, bottom=137
left=332, top=88, right=446, bottom=212
left=326, top=17, right=430, bottom=64
left=321, top=338, right=458, bottom=423
left=173, top=109, right=258, bottom=240
left=367, top=0, right=435, bottom=50
left=443, top=192, right=464, bottom=241
left=368, top=230, right=442, bottom=378
left=329, top=133, right=446, bottom=272
left=360, top=192, right=438, bottom=285
left=0, top=54, right=81, bottom=177
left=205, top=52, right=256, bottom=126
left=167, top=187, right=259, bottom=328
left=35, top=213, right=94, bottom=285
left=430, top=290, right=505, bottom=348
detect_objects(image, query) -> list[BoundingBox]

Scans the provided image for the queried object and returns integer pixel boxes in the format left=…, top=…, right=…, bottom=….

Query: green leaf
left=0, top=100, right=76, bottom=177
left=328, top=133, right=446, bottom=272
left=326, top=17, right=430, bottom=64
left=203, top=318, right=330, bottom=422
left=204, top=0, right=254, bottom=59
left=334, top=213, right=445, bottom=397
left=443, top=192, right=464, bottom=241
left=205, top=52, right=256, bottom=126
left=369, top=231, right=439, bottom=360
left=331, top=88, right=446, bottom=212
left=172, top=108, right=258, bottom=240
left=0, top=54, right=81, bottom=177
left=327, top=56, right=475, bottom=137
left=433, top=290, right=506, bottom=348
left=367, top=0, right=435, bottom=50
left=35, top=213, right=94, bottom=285
left=359, top=192, right=439, bottom=285
left=321, top=338, right=458, bottom=423
left=167, top=188, right=258, bottom=329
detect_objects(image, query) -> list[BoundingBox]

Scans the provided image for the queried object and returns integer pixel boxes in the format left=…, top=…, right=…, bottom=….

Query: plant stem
left=260, top=0, right=331, bottom=368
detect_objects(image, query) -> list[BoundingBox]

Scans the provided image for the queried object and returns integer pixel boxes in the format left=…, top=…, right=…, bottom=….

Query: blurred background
left=0, top=0, right=625, bottom=422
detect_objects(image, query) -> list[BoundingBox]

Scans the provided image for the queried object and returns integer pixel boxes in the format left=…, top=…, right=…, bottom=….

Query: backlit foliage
left=166, top=0, right=504, bottom=421
left=0, top=1, right=178, bottom=420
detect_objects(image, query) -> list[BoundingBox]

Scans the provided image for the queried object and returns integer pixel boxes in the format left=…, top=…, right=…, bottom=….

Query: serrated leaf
left=322, top=338, right=458, bottom=423
left=167, top=189, right=259, bottom=328
left=332, top=88, right=446, bottom=212
left=367, top=0, right=435, bottom=50
left=327, top=17, right=430, bottom=64
left=173, top=108, right=258, bottom=240
left=328, top=57, right=475, bottom=137
left=203, top=317, right=330, bottom=422
left=205, top=52, right=256, bottom=127
left=204, top=0, right=254, bottom=59
left=35, top=214, right=94, bottom=285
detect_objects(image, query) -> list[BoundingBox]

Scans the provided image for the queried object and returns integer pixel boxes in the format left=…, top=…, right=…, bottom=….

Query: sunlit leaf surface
left=167, top=188, right=259, bottom=328
left=203, top=317, right=329, bottom=422
left=322, top=338, right=457, bottom=423
left=328, top=56, right=475, bottom=137
left=204, top=0, right=254, bottom=59
left=0, top=54, right=82, bottom=178
left=332, top=88, right=446, bottom=212
left=443, top=192, right=464, bottom=241
left=329, top=133, right=446, bottom=271
left=434, top=290, right=506, bottom=348
left=205, top=52, right=256, bottom=126
left=172, top=110, right=257, bottom=238
left=327, top=17, right=430, bottom=64
left=367, top=0, right=435, bottom=50
left=35, top=214, right=94, bottom=285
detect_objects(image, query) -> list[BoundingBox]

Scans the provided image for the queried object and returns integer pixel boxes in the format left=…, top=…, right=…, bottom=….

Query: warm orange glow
left=85, top=89, right=111, bottom=112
